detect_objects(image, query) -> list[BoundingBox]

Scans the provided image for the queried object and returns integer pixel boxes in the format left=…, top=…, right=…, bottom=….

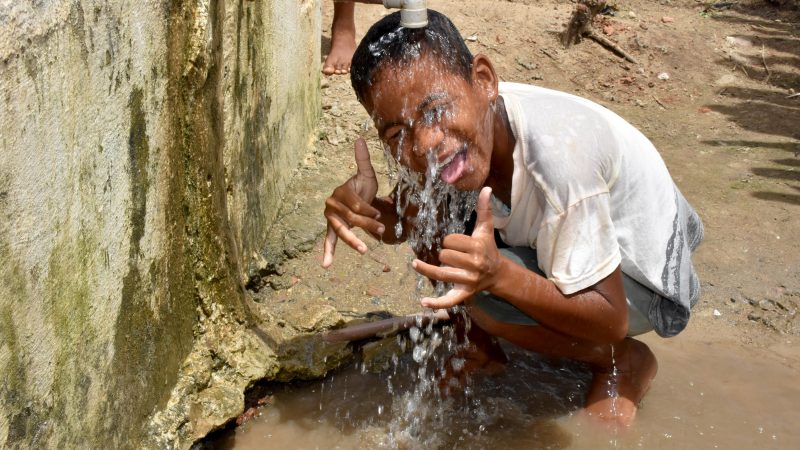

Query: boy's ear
left=471, top=54, right=499, bottom=101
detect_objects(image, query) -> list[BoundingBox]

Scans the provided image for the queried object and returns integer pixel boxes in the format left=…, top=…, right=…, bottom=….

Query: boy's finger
left=412, top=259, right=474, bottom=285
left=437, top=248, right=473, bottom=269
left=326, top=198, right=384, bottom=236
left=354, top=138, right=376, bottom=179
left=322, top=226, right=338, bottom=268
left=329, top=212, right=369, bottom=254
left=441, top=234, right=473, bottom=252
left=346, top=214, right=386, bottom=237
left=421, top=285, right=471, bottom=309
left=341, top=187, right=381, bottom=219
left=472, top=187, right=494, bottom=235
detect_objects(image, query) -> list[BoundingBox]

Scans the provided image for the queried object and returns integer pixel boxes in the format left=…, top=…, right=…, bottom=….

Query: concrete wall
left=0, top=0, right=320, bottom=448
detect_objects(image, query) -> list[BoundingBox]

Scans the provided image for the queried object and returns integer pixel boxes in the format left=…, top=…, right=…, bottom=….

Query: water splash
left=374, top=123, right=483, bottom=447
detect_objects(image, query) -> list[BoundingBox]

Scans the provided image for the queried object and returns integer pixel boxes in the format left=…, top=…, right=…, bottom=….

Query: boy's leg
left=456, top=246, right=658, bottom=426
left=465, top=295, right=658, bottom=427
left=440, top=309, right=508, bottom=393
left=323, top=2, right=357, bottom=75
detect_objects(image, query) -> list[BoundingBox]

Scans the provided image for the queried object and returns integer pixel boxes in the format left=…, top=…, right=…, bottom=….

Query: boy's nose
left=411, top=126, right=445, bottom=159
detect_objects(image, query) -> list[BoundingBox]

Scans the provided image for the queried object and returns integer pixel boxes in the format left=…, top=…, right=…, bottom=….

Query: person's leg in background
left=323, top=1, right=357, bottom=75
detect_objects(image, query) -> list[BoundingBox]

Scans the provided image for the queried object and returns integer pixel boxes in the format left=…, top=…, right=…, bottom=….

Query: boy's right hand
left=322, top=138, right=385, bottom=268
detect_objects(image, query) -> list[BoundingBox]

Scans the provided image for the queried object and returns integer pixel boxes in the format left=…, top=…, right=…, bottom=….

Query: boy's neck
left=487, top=96, right=516, bottom=206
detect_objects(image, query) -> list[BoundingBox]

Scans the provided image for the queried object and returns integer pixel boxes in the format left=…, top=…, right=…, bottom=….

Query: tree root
left=562, top=0, right=638, bottom=64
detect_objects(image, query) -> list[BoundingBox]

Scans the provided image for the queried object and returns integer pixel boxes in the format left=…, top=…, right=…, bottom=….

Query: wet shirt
left=495, top=82, right=704, bottom=337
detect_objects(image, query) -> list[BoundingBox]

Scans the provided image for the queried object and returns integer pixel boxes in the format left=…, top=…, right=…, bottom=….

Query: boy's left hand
left=412, top=187, right=502, bottom=309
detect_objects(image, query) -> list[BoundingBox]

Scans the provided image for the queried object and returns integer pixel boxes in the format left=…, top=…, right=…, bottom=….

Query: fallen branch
left=587, top=30, right=639, bottom=64
left=652, top=95, right=668, bottom=109
left=323, top=309, right=451, bottom=343
left=761, top=44, right=772, bottom=83
left=737, top=64, right=751, bottom=79
left=787, top=93, right=800, bottom=99
left=541, top=48, right=558, bottom=60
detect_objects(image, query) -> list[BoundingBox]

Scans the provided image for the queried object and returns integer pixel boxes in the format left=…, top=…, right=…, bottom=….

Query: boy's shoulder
left=499, top=82, right=617, bottom=122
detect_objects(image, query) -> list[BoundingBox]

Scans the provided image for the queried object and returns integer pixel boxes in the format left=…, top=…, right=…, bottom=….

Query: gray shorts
left=472, top=247, right=655, bottom=337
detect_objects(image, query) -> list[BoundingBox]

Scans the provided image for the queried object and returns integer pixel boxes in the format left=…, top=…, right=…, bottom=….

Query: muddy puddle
left=212, top=326, right=799, bottom=450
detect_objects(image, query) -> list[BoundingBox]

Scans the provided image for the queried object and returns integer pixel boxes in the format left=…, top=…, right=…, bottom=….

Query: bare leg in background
left=323, top=2, right=357, bottom=75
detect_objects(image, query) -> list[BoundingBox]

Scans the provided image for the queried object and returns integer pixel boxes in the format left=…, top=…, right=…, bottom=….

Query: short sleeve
left=535, top=193, right=621, bottom=295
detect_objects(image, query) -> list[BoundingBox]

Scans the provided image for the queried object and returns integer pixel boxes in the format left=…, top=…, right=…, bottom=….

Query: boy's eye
left=386, top=127, right=404, bottom=143
left=422, top=104, right=449, bottom=125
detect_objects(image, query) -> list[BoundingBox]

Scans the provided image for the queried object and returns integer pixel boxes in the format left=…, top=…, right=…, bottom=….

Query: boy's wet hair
left=350, top=10, right=474, bottom=104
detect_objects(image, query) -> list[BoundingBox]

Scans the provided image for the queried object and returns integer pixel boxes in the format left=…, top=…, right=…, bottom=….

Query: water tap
left=383, top=0, right=428, bottom=28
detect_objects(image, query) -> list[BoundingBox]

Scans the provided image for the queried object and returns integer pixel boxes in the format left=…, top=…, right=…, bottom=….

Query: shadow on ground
left=700, top=4, right=800, bottom=206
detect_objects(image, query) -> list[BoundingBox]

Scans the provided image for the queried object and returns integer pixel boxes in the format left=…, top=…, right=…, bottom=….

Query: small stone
left=658, top=72, right=670, bottom=81
left=725, top=36, right=753, bottom=47
left=603, top=25, right=615, bottom=35
left=516, top=58, right=537, bottom=70
left=629, top=11, right=637, bottom=18
left=759, top=299, right=776, bottom=311
left=661, top=16, right=674, bottom=23
left=713, top=309, right=722, bottom=317
left=366, top=285, right=385, bottom=297
left=714, top=74, right=738, bottom=87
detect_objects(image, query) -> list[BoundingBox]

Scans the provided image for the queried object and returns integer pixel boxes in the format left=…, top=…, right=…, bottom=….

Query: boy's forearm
left=489, top=257, right=628, bottom=344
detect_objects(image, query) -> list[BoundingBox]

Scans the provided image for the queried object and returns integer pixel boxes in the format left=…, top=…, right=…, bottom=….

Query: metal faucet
left=382, top=0, right=428, bottom=28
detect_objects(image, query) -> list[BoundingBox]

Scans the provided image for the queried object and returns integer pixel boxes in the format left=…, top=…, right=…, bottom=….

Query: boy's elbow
left=594, top=312, right=628, bottom=344
left=592, top=325, right=627, bottom=345
left=608, top=322, right=629, bottom=343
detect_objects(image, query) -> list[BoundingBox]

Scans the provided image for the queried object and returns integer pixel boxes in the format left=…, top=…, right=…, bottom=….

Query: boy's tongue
left=440, top=151, right=467, bottom=184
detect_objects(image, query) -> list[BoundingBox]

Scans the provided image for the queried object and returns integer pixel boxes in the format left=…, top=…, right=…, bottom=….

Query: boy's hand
left=322, top=138, right=384, bottom=268
left=412, top=187, right=502, bottom=308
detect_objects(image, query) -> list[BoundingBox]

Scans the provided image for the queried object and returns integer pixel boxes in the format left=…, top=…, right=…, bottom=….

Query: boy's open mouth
left=439, top=149, right=468, bottom=184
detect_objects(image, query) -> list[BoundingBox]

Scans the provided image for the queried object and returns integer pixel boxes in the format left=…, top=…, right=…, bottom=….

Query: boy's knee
left=465, top=298, right=506, bottom=337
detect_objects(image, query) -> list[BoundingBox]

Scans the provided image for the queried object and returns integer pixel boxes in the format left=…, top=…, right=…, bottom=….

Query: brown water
left=215, top=328, right=800, bottom=450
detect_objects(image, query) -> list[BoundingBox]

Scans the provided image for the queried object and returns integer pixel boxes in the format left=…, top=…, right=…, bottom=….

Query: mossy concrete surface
left=0, top=0, right=321, bottom=448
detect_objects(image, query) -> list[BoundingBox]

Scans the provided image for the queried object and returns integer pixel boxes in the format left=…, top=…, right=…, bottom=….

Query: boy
left=321, top=10, right=703, bottom=426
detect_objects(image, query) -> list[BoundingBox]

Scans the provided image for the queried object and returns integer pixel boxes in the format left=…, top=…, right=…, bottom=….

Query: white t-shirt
left=496, top=83, right=703, bottom=337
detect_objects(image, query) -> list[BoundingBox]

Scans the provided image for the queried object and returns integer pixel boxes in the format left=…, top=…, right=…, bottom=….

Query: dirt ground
left=252, top=0, right=799, bottom=366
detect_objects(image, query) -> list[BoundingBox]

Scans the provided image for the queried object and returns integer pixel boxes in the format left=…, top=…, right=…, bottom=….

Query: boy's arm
left=412, top=187, right=628, bottom=344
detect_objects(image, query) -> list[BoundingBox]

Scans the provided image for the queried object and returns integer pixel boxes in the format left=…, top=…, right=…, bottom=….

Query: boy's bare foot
left=323, top=6, right=356, bottom=75
left=439, top=339, right=508, bottom=395
left=582, top=339, right=658, bottom=427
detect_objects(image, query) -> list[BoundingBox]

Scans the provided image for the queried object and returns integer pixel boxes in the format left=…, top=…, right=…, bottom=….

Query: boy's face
left=364, top=55, right=498, bottom=191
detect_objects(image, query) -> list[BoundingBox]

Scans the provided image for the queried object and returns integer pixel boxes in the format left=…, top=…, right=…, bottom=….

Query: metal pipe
left=383, top=0, right=428, bottom=29
left=323, top=309, right=449, bottom=343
